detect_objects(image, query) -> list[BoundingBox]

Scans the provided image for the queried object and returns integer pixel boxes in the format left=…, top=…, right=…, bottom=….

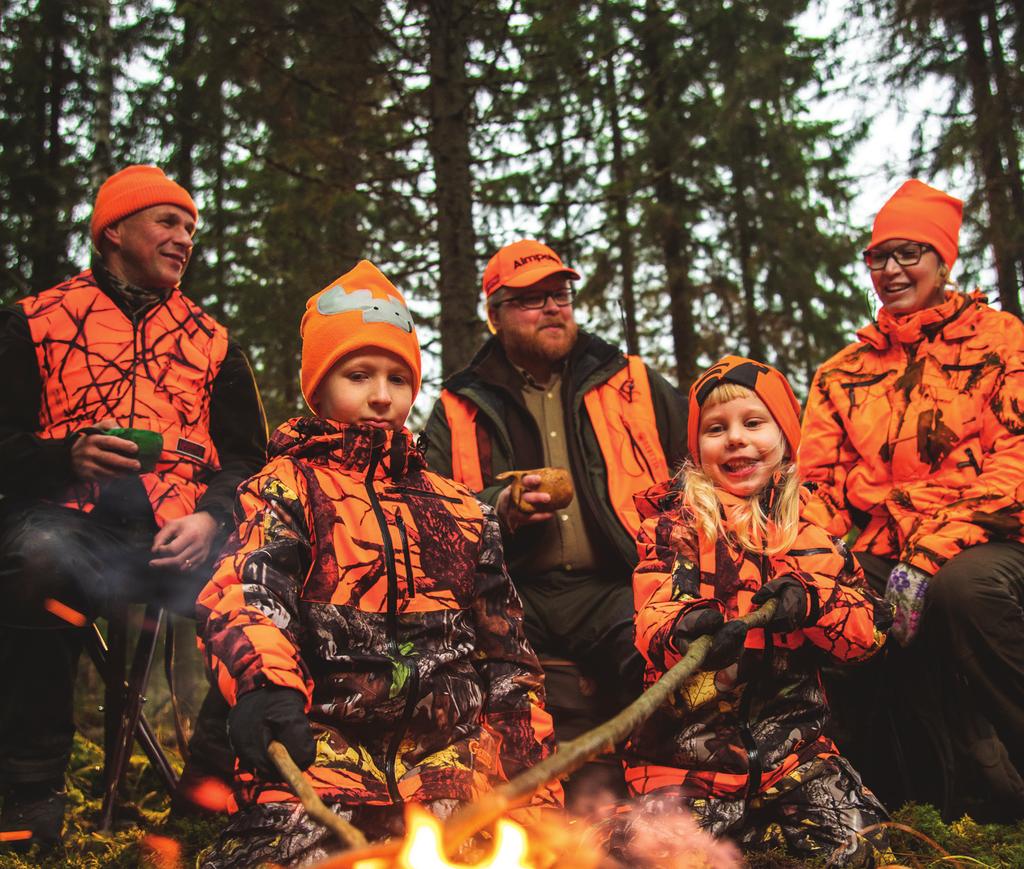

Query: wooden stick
left=268, top=740, right=369, bottom=850
left=316, top=600, right=778, bottom=868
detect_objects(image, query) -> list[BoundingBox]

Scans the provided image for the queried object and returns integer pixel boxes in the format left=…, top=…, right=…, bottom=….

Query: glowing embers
left=353, top=806, right=531, bottom=869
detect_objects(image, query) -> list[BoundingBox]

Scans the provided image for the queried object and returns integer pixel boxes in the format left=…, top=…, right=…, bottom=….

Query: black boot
left=0, top=778, right=66, bottom=850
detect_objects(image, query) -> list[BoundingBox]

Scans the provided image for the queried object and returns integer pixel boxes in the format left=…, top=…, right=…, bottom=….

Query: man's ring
left=184, top=558, right=192, bottom=569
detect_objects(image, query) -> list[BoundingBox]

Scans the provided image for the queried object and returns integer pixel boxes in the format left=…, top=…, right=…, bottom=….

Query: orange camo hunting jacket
left=800, top=290, right=1024, bottom=574
left=197, top=417, right=559, bottom=812
left=625, top=480, right=888, bottom=801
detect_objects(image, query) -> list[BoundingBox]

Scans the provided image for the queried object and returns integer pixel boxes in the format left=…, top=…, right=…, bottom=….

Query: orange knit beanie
left=869, top=179, right=963, bottom=269
left=300, top=260, right=421, bottom=410
left=688, top=355, right=802, bottom=460
left=91, top=165, right=197, bottom=247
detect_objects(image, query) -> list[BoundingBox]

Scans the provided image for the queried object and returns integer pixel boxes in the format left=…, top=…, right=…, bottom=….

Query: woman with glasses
left=798, top=179, right=1024, bottom=821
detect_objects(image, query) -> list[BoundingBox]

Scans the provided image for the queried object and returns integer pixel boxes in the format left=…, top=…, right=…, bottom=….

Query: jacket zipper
left=396, top=513, right=415, bottom=598
left=957, top=447, right=982, bottom=475
left=364, top=436, right=416, bottom=803
left=382, top=486, right=461, bottom=503
left=737, top=548, right=769, bottom=801
left=129, top=310, right=141, bottom=428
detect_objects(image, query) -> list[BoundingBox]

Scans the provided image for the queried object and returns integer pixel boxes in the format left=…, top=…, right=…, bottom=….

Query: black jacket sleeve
left=195, top=342, right=268, bottom=524
left=0, top=305, right=78, bottom=499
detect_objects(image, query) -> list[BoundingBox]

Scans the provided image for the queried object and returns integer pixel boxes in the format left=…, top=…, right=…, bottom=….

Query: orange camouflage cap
left=482, top=239, right=581, bottom=299
left=688, top=355, right=802, bottom=459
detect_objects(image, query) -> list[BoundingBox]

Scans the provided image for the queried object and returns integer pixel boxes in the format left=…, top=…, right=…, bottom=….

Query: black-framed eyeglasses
left=862, top=242, right=934, bottom=271
left=493, top=287, right=576, bottom=310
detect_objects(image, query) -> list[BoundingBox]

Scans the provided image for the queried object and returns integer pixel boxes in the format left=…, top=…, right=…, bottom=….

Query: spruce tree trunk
left=640, top=0, right=696, bottom=388
left=31, top=0, right=69, bottom=288
left=427, top=0, right=483, bottom=378
left=172, top=2, right=198, bottom=296
left=958, top=4, right=1022, bottom=317
left=981, top=0, right=1024, bottom=307
left=605, top=55, right=639, bottom=356
left=90, top=0, right=115, bottom=191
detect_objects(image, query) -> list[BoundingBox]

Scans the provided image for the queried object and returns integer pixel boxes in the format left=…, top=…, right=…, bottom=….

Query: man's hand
left=150, top=511, right=219, bottom=571
left=70, top=418, right=140, bottom=481
left=496, top=473, right=554, bottom=532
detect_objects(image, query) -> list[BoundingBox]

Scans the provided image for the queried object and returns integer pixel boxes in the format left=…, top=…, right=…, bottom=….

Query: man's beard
left=500, top=317, right=578, bottom=372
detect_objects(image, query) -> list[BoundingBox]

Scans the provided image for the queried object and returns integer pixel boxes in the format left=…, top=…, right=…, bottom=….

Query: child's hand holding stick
left=314, top=599, right=778, bottom=867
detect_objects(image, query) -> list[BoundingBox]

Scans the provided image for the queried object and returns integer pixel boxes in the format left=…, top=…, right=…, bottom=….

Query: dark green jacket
left=424, top=331, right=688, bottom=585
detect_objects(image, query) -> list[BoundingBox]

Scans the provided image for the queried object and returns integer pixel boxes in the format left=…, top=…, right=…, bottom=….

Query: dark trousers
left=825, top=543, right=1024, bottom=820
left=0, top=500, right=229, bottom=786
left=516, top=569, right=645, bottom=810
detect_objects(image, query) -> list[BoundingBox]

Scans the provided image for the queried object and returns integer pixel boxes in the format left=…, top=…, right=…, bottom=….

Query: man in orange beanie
left=194, top=261, right=558, bottom=866
left=424, top=239, right=688, bottom=811
left=0, top=165, right=267, bottom=847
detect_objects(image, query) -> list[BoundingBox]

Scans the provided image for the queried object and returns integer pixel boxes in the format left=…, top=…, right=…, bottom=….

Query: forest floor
left=0, top=615, right=1021, bottom=867
left=0, top=735, right=1021, bottom=868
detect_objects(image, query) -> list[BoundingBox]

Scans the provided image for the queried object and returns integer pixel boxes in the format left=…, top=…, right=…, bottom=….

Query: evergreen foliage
left=2, top=0, right=895, bottom=414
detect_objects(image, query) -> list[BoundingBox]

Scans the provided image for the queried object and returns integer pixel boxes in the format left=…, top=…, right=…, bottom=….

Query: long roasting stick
left=316, top=600, right=778, bottom=868
left=268, top=741, right=369, bottom=850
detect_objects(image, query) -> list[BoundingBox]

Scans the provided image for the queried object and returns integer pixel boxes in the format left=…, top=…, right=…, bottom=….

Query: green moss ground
left=1, top=741, right=1021, bottom=869
left=1, top=618, right=1021, bottom=866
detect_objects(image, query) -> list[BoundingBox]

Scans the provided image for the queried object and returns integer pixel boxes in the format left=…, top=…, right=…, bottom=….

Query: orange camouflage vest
left=18, top=270, right=228, bottom=526
left=440, top=355, right=669, bottom=539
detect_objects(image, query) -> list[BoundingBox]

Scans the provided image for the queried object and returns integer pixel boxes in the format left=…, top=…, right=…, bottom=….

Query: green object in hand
left=106, top=427, right=164, bottom=473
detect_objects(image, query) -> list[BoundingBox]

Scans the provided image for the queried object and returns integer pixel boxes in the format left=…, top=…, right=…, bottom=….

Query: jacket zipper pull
left=396, top=513, right=415, bottom=598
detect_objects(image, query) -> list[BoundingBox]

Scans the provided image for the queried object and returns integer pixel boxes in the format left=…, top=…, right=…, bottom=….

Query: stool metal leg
left=98, top=604, right=168, bottom=831
left=85, top=621, right=179, bottom=794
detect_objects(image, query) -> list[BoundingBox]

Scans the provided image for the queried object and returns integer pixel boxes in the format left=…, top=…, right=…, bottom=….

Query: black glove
left=671, top=607, right=748, bottom=672
left=228, top=687, right=316, bottom=778
left=671, top=606, right=724, bottom=652
left=751, top=575, right=810, bottom=633
left=702, top=620, right=749, bottom=671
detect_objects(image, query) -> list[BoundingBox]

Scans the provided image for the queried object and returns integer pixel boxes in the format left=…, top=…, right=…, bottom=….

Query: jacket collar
left=857, top=289, right=986, bottom=348
left=445, top=329, right=624, bottom=398
left=269, top=416, right=424, bottom=480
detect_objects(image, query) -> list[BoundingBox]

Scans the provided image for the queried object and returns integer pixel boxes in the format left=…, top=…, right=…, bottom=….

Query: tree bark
left=958, top=2, right=1022, bottom=316
left=640, top=0, right=696, bottom=387
left=427, top=0, right=484, bottom=378
left=90, top=0, right=115, bottom=190
left=605, top=53, right=639, bottom=356
left=30, top=0, right=69, bottom=288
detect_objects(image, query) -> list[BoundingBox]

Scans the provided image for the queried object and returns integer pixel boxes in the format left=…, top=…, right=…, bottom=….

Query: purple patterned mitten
left=885, top=562, right=931, bottom=646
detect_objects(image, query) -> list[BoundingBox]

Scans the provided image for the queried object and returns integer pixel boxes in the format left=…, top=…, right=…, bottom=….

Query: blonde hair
left=680, top=382, right=802, bottom=556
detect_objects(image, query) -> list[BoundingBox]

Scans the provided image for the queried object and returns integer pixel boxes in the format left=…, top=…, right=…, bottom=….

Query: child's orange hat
left=300, top=260, right=421, bottom=410
left=868, top=179, right=963, bottom=269
left=90, top=165, right=197, bottom=247
left=688, top=356, right=802, bottom=459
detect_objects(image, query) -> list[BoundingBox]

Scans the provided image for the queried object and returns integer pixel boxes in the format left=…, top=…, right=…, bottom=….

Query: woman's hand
left=885, top=562, right=930, bottom=646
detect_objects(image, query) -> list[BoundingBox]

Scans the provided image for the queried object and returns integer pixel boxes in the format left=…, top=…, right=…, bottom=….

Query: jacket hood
left=269, top=416, right=425, bottom=480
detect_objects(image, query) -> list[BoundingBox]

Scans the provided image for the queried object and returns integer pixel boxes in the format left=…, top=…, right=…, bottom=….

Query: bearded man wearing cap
left=424, top=239, right=687, bottom=807
left=801, top=179, right=1024, bottom=820
left=0, top=166, right=267, bottom=846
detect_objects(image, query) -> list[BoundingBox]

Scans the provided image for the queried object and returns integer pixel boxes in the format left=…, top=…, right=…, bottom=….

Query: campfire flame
left=352, top=806, right=532, bottom=869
